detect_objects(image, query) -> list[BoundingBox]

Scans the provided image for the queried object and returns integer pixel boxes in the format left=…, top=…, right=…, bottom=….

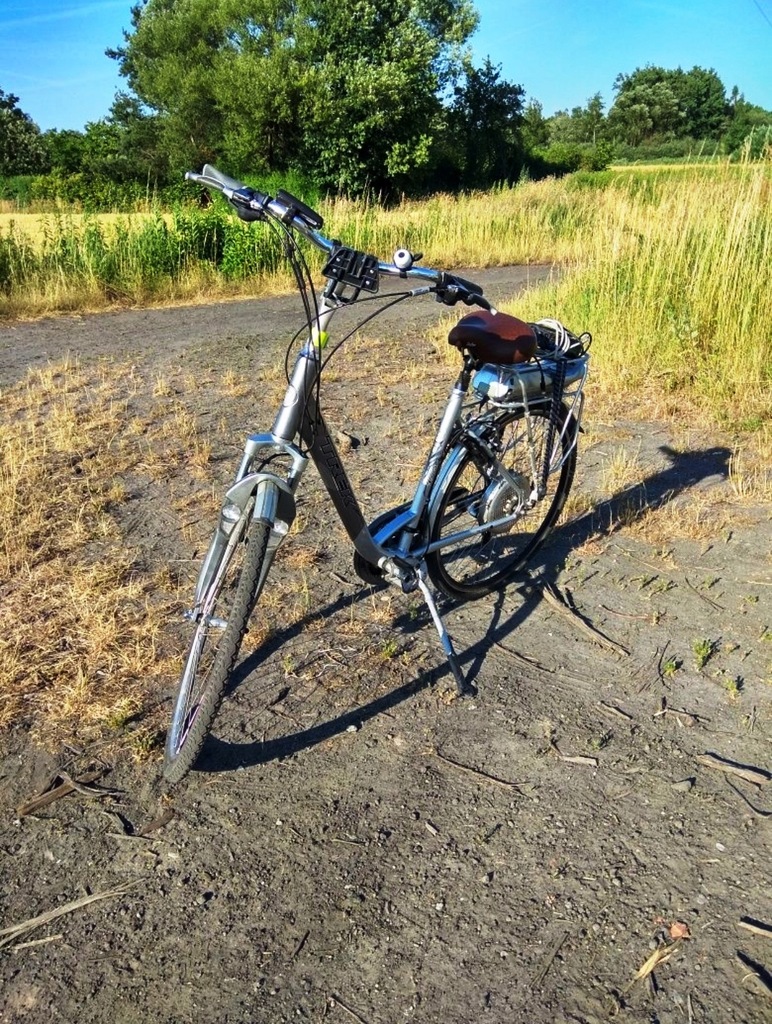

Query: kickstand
left=416, top=568, right=476, bottom=698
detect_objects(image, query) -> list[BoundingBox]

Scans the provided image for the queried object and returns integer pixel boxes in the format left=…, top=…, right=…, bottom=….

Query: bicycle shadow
left=195, top=443, right=731, bottom=775
left=556, top=443, right=732, bottom=554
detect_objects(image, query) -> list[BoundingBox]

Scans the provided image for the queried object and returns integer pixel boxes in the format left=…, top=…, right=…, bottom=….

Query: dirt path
left=0, top=267, right=543, bottom=387
left=1, top=271, right=771, bottom=1024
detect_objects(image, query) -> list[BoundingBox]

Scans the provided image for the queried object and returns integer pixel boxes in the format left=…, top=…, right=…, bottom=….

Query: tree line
left=2, top=0, right=771, bottom=206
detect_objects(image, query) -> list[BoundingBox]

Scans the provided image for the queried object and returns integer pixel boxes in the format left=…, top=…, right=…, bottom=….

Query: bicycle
left=163, top=164, right=591, bottom=783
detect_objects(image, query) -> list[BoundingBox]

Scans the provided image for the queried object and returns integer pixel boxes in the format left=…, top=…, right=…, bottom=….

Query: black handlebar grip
left=449, top=273, right=484, bottom=295
left=275, top=189, right=324, bottom=230
left=465, top=292, right=491, bottom=311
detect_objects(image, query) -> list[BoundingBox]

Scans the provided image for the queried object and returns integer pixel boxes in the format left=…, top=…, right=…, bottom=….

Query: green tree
left=0, top=89, right=47, bottom=175
left=547, top=109, right=582, bottom=145
left=99, top=93, right=168, bottom=183
left=548, top=94, right=607, bottom=146
left=723, top=93, right=772, bottom=154
left=446, top=59, right=524, bottom=189
left=521, top=99, right=549, bottom=150
left=109, top=0, right=478, bottom=194
left=584, top=92, right=606, bottom=144
left=669, top=66, right=728, bottom=139
left=609, top=65, right=728, bottom=146
left=44, top=129, right=87, bottom=175
left=608, top=68, right=682, bottom=145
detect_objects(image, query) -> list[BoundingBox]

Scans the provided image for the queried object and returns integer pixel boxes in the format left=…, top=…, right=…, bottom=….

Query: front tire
left=164, top=518, right=271, bottom=784
left=426, top=404, right=576, bottom=600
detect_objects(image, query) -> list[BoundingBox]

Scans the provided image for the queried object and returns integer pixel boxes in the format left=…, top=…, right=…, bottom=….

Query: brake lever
left=462, top=291, right=486, bottom=308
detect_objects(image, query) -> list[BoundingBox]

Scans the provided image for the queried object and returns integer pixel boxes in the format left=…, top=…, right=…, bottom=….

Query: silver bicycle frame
left=192, top=282, right=587, bottom=616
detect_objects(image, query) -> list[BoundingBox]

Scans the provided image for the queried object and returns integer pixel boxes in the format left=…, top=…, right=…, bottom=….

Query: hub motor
left=477, top=472, right=531, bottom=534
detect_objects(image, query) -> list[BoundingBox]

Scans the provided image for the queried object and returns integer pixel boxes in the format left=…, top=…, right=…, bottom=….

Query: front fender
left=193, top=473, right=296, bottom=607
left=226, top=472, right=296, bottom=533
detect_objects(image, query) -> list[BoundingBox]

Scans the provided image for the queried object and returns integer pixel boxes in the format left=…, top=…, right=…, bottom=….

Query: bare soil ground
left=1, top=269, right=771, bottom=1024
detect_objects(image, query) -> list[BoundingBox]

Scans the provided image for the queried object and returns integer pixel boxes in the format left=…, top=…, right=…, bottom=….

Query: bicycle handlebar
left=186, top=165, right=491, bottom=310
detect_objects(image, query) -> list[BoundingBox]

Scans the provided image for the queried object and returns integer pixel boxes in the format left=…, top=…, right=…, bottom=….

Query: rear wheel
left=164, top=518, right=271, bottom=784
left=426, top=405, right=576, bottom=600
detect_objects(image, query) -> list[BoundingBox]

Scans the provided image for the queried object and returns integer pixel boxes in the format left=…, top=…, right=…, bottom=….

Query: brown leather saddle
left=448, top=310, right=536, bottom=365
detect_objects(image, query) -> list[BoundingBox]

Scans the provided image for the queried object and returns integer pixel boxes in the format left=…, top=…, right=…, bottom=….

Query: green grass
left=1, top=161, right=770, bottom=426
left=692, top=638, right=716, bottom=671
left=508, top=160, right=772, bottom=426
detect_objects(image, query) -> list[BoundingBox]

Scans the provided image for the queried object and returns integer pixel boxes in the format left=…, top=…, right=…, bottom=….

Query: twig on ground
left=736, top=952, right=772, bottom=1000
left=12, top=934, right=63, bottom=952
left=291, top=930, right=310, bottom=959
left=330, top=993, right=371, bottom=1024
left=598, top=701, right=633, bottom=722
left=656, top=641, right=672, bottom=686
left=685, top=577, right=725, bottom=611
left=16, top=769, right=108, bottom=817
left=492, top=642, right=546, bottom=671
left=696, top=753, right=771, bottom=786
left=653, top=699, right=701, bottom=728
left=599, top=605, right=652, bottom=621
left=530, top=928, right=570, bottom=989
left=0, top=882, right=138, bottom=950
left=536, top=581, right=629, bottom=656
left=138, top=808, right=176, bottom=836
left=493, top=642, right=589, bottom=685
left=434, top=749, right=525, bottom=792
left=738, top=919, right=772, bottom=940
left=58, top=771, right=122, bottom=800
left=549, top=739, right=599, bottom=768
left=624, top=943, right=679, bottom=993
left=725, top=779, right=772, bottom=819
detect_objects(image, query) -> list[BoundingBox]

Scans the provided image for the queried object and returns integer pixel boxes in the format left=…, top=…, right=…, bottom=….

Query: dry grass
left=0, top=358, right=203, bottom=744
left=729, top=430, right=772, bottom=501
left=4, top=163, right=770, bottom=431
left=504, top=162, right=772, bottom=427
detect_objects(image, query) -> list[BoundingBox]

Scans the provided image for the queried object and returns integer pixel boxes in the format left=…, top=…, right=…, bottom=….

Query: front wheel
left=163, top=518, right=271, bottom=784
left=426, top=404, right=577, bottom=600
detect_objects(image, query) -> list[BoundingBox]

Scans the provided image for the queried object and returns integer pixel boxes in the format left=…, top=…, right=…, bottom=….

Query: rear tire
left=426, top=404, right=576, bottom=600
left=163, top=518, right=271, bottom=784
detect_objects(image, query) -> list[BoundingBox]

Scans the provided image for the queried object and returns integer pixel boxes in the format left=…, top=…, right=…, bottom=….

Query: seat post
left=456, top=353, right=476, bottom=391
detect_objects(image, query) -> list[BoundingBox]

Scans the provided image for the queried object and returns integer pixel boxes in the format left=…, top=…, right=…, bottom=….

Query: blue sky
left=2, top=0, right=772, bottom=132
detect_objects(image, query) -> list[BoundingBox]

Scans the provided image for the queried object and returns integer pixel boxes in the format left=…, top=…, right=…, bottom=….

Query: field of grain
left=0, top=210, right=170, bottom=244
left=1, top=162, right=770, bottom=424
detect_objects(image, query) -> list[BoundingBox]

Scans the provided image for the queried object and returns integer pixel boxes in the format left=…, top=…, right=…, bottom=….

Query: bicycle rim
left=164, top=517, right=270, bottom=783
left=427, top=406, right=576, bottom=599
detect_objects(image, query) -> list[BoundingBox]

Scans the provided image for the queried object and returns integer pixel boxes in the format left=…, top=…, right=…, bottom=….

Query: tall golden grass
left=2, top=161, right=770, bottom=422
left=503, top=163, right=771, bottom=427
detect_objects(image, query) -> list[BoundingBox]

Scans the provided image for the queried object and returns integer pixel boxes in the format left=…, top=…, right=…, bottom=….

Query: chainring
left=352, top=501, right=412, bottom=585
